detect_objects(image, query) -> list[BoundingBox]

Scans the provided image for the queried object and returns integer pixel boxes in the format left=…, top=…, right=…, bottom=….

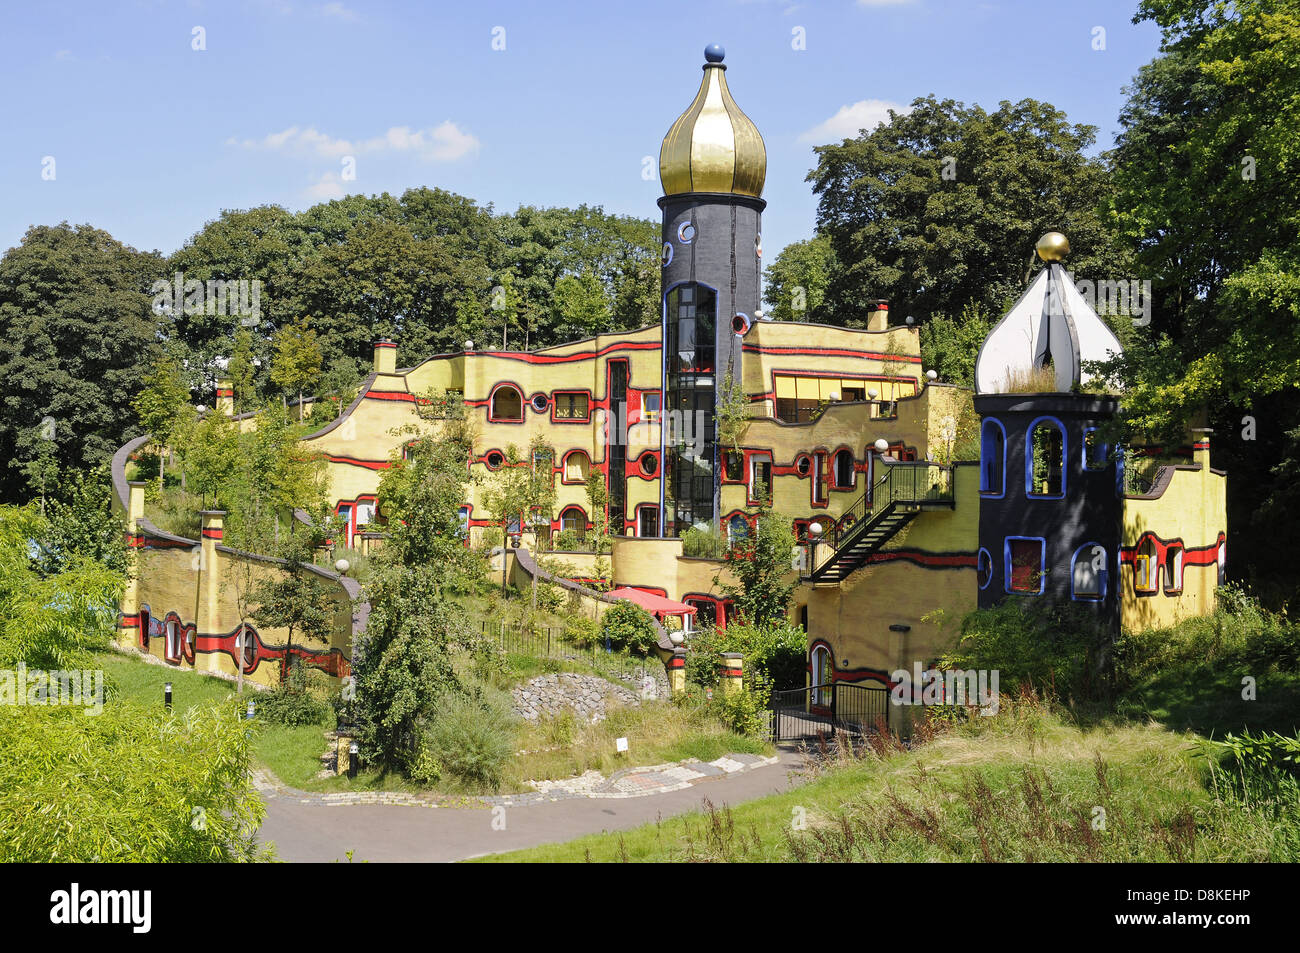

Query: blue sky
left=0, top=0, right=1163, bottom=264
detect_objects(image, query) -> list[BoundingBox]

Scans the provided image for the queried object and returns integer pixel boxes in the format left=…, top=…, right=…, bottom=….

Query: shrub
left=418, top=692, right=517, bottom=791
left=681, top=526, right=726, bottom=559
left=257, top=662, right=330, bottom=727
left=600, top=601, right=659, bottom=656
left=563, top=614, right=601, bottom=648
left=705, top=672, right=773, bottom=738
left=687, top=620, right=807, bottom=691
left=939, top=601, right=1106, bottom=702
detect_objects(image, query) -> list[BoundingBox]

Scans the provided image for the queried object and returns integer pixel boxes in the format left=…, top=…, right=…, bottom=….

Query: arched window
left=1163, top=543, right=1184, bottom=593
left=560, top=506, right=587, bottom=539
left=833, top=449, right=855, bottom=490
left=1026, top=417, right=1066, bottom=498
left=1217, top=538, right=1227, bottom=587
left=727, top=513, right=749, bottom=546
left=977, top=548, right=993, bottom=590
left=1134, top=537, right=1159, bottom=592
left=563, top=450, right=590, bottom=483
left=811, top=646, right=832, bottom=707
left=980, top=419, right=1005, bottom=496
left=1071, top=543, right=1107, bottom=601
left=490, top=385, right=523, bottom=422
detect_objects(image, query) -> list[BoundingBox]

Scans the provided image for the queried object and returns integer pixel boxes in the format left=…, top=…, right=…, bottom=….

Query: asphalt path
left=257, top=748, right=810, bottom=862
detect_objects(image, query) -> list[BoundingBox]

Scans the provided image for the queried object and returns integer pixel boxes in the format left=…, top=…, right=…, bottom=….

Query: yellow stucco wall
left=1120, top=445, right=1227, bottom=632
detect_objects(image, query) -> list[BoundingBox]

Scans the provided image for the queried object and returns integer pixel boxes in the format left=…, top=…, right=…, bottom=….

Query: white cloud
left=319, top=2, right=358, bottom=20
left=304, top=171, right=346, bottom=202
left=798, top=99, right=910, bottom=143
left=228, top=120, right=480, bottom=162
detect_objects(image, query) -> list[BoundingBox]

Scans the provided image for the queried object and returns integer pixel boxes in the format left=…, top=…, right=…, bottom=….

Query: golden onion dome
left=660, top=44, right=766, bottom=198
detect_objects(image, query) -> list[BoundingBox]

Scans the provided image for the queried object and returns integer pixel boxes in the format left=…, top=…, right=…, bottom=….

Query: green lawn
left=95, top=648, right=766, bottom=797
left=475, top=700, right=1299, bottom=863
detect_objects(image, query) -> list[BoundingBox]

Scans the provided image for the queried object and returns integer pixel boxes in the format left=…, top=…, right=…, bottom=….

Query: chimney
left=373, top=339, right=397, bottom=375
left=215, top=379, right=234, bottom=416
left=867, top=300, right=889, bottom=333
left=1191, top=428, right=1212, bottom=470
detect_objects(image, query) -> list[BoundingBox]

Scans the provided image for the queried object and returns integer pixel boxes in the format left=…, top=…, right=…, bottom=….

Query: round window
left=639, top=454, right=657, bottom=477
left=485, top=451, right=504, bottom=470
left=531, top=394, right=548, bottom=412
left=977, top=548, right=993, bottom=590
left=677, top=221, right=696, bottom=244
left=661, top=241, right=673, bottom=267
left=732, top=314, right=749, bottom=335
left=755, top=233, right=762, bottom=257
left=796, top=456, right=811, bottom=476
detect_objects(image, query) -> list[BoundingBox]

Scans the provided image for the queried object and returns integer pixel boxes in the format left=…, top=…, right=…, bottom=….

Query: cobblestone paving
left=252, top=752, right=778, bottom=810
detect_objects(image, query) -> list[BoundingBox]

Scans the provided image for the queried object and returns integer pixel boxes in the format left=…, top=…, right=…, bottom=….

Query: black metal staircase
left=804, top=463, right=955, bottom=584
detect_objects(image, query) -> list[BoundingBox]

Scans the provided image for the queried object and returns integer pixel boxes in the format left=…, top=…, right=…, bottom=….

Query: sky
left=0, top=0, right=1164, bottom=266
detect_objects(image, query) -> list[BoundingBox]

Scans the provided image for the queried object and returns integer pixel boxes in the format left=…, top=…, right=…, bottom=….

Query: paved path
left=256, top=748, right=810, bottom=862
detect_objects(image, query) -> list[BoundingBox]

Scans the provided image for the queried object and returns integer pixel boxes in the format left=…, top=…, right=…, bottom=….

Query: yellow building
left=109, top=47, right=1227, bottom=718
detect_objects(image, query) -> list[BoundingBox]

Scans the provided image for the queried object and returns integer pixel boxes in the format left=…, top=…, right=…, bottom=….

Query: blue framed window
left=977, top=547, right=993, bottom=590
left=1082, top=428, right=1108, bottom=470
left=1070, top=543, right=1108, bottom=601
left=1026, top=417, right=1066, bottom=499
left=1004, top=536, right=1046, bottom=595
left=980, top=418, right=1006, bottom=497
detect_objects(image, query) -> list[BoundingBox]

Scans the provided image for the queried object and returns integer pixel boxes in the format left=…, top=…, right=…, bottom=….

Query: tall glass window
left=665, top=284, right=717, bottom=536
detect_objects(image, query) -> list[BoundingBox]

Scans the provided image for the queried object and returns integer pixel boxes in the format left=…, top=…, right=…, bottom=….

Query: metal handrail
left=822, top=462, right=954, bottom=553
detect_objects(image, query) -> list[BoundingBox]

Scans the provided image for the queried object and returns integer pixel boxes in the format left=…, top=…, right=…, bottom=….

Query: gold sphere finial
left=1036, top=232, right=1070, bottom=262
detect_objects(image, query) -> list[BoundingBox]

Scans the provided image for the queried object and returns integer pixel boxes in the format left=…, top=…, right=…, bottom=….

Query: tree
left=808, top=96, right=1129, bottom=326
left=186, top=411, right=240, bottom=509
left=270, top=316, right=323, bottom=423
left=350, top=416, right=481, bottom=775
left=1106, top=0, right=1300, bottom=601
left=0, top=223, right=162, bottom=503
left=248, top=528, right=337, bottom=685
left=133, top=352, right=191, bottom=489
left=552, top=269, right=611, bottom=341
left=918, top=303, right=994, bottom=388
left=762, top=235, right=837, bottom=322
left=716, top=501, right=798, bottom=628
left=226, top=326, right=259, bottom=413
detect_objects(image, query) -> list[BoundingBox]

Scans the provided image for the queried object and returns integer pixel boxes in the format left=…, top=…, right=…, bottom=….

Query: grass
left=507, top=701, right=769, bottom=787
left=476, top=693, right=1299, bottom=862
left=95, top=644, right=765, bottom=798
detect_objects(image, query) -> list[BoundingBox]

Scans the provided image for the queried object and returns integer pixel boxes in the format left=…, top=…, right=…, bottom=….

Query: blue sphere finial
left=704, top=43, right=725, bottom=64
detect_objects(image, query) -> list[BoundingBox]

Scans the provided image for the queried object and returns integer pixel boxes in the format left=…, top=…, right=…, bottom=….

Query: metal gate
left=770, top=682, right=889, bottom=742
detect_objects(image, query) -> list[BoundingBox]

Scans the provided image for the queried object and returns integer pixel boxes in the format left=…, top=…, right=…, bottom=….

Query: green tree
left=552, top=269, right=611, bottom=341
left=716, top=502, right=797, bottom=628
left=918, top=303, right=994, bottom=388
left=808, top=95, right=1128, bottom=325
left=227, top=326, right=260, bottom=413
left=270, top=316, right=323, bottom=423
left=0, top=223, right=162, bottom=502
left=763, top=235, right=837, bottom=322
left=351, top=416, right=480, bottom=775
left=1106, top=0, right=1300, bottom=600
left=133, top=352, right=191, bottom=489
left=248, top=528, right=338, bottom=685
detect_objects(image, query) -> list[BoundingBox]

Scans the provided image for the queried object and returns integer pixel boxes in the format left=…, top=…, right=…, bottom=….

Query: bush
left=939, top=601, right=1107, bottom=701
left=1115, top=584, right=1300, bottom=687
left=418, top=692, right=518, bottom=791
left=600, top=601, right=659, bottom=656
left=705, top=673, right=773, bottom=738
left=257, top=662, right=330, bottom=727
left=0, top=701, right=267, bottom=861
left=563, top=614, right=601, bottom=648
left=681, top=526, right=727, bottom=559
left=686, top=620, right=807, bottom=691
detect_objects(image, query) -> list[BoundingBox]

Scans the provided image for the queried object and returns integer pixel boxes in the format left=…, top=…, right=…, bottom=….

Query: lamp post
left=164, top=682, right=172, bottom=710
